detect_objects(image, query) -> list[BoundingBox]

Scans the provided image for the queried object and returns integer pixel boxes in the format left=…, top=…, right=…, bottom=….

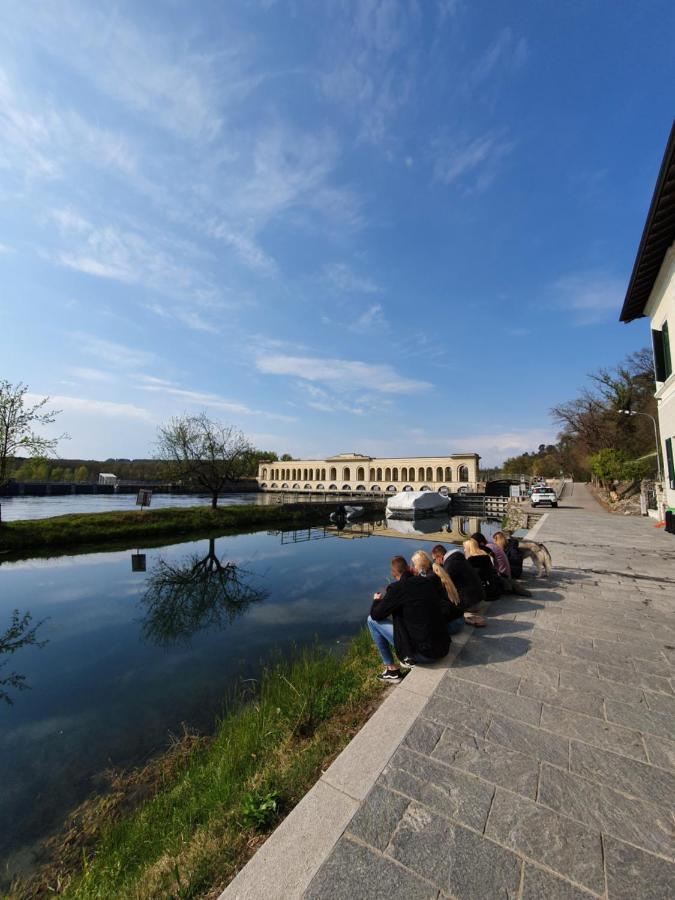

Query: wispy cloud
left=468, top=27, right=528, bottom=89
left=27, top=393, right=150, bottom=421
left=350, top=303, right=388, bottom=331
left=323, top=262, right=381, bottom=295
left=432, top=130, right=514, bottom=192
left=550, top=272, right=624, bottom=325
left=256, top=354, right=431, bottom=394
left=136, top=380, right=297, bottom=423
left=73, top=333, right=156, bottom=370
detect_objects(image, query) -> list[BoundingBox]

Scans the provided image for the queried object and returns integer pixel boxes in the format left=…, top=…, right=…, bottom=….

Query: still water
left=0, top=514, right=497, bottom=879
left=0, top=491, right=272, bottom=521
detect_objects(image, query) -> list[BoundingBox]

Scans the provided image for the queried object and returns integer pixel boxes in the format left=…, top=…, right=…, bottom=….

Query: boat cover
left=385, top=490, right=450, bottom=515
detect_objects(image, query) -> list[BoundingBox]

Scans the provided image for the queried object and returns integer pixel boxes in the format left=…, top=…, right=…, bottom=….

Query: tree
left=156, top=414, right=253, bottom=508
left=1, top=610, right=47, bottom=705
left=139, top=539, right=267, bottom=646
left=587, top=448, right=628, bottom=488
left=74, top=465, right=89, bottom=483
left=0, top=381, right=66, bottom=488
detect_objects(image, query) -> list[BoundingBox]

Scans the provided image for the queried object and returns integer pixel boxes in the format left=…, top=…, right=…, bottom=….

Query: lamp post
left=617, top=410, right=663, bottom=484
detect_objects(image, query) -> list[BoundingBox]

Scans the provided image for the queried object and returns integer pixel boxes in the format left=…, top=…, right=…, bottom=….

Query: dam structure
left=256, top=452, right=480, bottom=495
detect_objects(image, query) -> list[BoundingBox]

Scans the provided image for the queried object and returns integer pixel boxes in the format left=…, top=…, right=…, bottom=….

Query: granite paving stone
left=439, top=664, right=521, bottom=695
left=644, top=689, right=675, bottom=717
left=485, top=788, right=605, bottom=894
left=487, top=712, right=571, bottom=767
left=527, top=648, right=599, bottom=677
left=632, top=656, right=673, bottom=677
left=570, top=739, right=675, bottom=807
left=435, top=674, right=542, bottom=725
left=537, top=763, right=673, bottom=858
left=303, top=837, right=437, bottom=900
left=605, top=697, right=675, bottom=741
left=386, top=802, right=522, bottom=899
left=518, top=680, right=605, bottom=718
left=431, top=730, right=540, bottom=799
left=383, top=746, right=494, bottom=831
left=346, top=785, right=410, bottom=852
left=402, top=716, right=444, bottom=755
left=521, top=865, right=600, bottom=900
left=558, top=669, right=646, bottom=706
left=421, top=694, right=491, bottom=737
left=643, top=732, right=675, bottom=771
left=540, top=703, right=648, bottom=761
left=604, top=835, right=675, bottom=900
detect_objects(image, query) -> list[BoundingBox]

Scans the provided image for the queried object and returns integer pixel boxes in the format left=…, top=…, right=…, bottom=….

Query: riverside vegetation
left=9, top=631, right=386, bottom=900
left=0, top=502, right=361, bottom=557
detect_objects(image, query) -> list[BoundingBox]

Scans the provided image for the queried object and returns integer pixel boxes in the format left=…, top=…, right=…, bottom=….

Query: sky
left=1, top=0, right=674, bottom=466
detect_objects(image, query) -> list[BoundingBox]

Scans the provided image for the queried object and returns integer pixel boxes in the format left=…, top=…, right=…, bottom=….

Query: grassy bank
left=0, top=502, right=355, bottom=557
left=10, top=631, right=386, bottom=900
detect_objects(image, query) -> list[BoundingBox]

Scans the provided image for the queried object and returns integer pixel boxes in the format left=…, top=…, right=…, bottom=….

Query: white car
left=530, top=486, right=558, bottom=508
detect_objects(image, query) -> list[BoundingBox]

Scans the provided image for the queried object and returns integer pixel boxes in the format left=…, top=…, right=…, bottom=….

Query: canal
left=0, top=513, right=498, bottom=883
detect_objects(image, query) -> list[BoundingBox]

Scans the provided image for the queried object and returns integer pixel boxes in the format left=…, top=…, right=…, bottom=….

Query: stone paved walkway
left=304, top=485, right=675, bottom=899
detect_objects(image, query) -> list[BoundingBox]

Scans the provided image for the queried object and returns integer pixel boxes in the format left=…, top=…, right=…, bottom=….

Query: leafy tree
left=156, top=414, right=253, bottom=508
left=587, top=448, right=628, bottom=487
left=74, top=465, right=89, bottom=483
left=0, top=381, right=67, bottom=488
left=280, top=453, right=294, bottom=461
left=1, top=611, right=47, bottom=705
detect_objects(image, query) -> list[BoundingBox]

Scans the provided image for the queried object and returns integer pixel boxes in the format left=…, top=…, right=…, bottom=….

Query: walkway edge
left=220, top=629, right=475, bottom=899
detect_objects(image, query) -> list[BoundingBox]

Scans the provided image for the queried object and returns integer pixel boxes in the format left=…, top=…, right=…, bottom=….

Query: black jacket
left=370, top=572, right=450, bottom=661
left=467, top=555, right=502, bottom=600
left=442, top=551, right=485, bottom=610
left=505, top=537, right=524, bottom=579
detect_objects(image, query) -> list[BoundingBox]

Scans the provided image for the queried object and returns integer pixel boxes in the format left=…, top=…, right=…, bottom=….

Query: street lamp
left=617, top=410, right=663, bottom=484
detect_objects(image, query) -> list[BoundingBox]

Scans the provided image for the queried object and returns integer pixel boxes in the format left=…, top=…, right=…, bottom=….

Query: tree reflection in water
left=1, top=610, right=47, bottom=705
left=140, top=538, right=268, bottom=645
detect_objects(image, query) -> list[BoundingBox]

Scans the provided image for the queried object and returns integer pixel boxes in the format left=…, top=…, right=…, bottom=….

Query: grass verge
left=10, top=630, right=386, bottom=900
left=0, top=502, right=364, bottom=558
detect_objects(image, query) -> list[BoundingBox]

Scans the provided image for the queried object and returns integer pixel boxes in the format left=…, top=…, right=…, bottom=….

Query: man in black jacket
left=367, top=555, right=450, bottom=682
left=431, top=544, right=487, bottom=627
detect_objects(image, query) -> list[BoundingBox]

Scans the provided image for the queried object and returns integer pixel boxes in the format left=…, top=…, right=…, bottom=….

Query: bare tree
left=156, top=414, right=253, bottom=508
left=139, top=539, right=266, bottom=645
left=1, top=610, right=47, bottom=704
left=0, top=381, right=67, bottom=487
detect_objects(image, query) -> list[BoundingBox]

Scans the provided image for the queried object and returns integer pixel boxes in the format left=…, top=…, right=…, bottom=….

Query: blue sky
left=1, top=0, right=674, bottom=465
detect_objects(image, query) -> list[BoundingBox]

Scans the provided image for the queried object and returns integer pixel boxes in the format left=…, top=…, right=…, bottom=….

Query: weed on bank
left=11, top=631, right=385, bottom=900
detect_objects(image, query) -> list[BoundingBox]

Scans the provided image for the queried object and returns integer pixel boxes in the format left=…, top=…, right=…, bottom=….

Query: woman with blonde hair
left=463, top=538, right=502, bottom=600
left=410, top=550, right=467, bottom=635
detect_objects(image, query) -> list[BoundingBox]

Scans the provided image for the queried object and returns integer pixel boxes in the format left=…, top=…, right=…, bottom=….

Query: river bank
left=9, top=631, right=386, bottom=900
left=0, top=501, right=377, bottom=557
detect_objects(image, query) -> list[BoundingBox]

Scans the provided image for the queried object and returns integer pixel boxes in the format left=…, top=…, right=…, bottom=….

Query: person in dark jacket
left=464, top=538, right=502, bottom=600
left=503, top=533, right=524, bottom=579
left=431, top=544, right=486, bottom=627
left=367, top=555, right=450, bottom=682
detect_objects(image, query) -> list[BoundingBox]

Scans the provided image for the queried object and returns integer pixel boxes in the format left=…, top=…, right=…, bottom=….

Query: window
left=666, top=437, right=675, bottom=490
left=385, top=467, right=391, bottom=480
left=436, top=467, right=443, bottom=482
left=458, top=465, right=469, bottom=481
left=392, top=467, right=398, bottom=480
left=652, top=321, right=672, bottom=382
left=357, top=466, right=365, bottom=480
left=445, top=467, right=452, bottom=481
left=343, top=467, right=351, bottom=480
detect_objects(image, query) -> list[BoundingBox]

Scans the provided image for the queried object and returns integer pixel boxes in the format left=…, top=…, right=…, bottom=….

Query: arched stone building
left=257, top=452, right=479, bottom=493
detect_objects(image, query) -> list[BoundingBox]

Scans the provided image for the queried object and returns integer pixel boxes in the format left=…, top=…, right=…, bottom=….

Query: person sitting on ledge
left=431, top=543, right=487, bottom=628
left=367, top=554, right=450, bottom=683
left=464, top=537, right=502, bottom=600
left=490, top=531, right=532, bottom=596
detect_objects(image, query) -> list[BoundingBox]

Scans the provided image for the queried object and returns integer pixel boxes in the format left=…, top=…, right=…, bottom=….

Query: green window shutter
left=666, top=438, right=675, bottom=490
left=663, top=321, right=672, bottom=380
left=652, top=328, right=666, bottom=381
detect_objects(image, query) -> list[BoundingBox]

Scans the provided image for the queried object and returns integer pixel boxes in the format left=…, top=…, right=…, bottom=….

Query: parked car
left=530, top=486, right=558, bottom=508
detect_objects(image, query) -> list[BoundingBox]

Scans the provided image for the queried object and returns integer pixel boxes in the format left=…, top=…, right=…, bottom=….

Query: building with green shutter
left=620, top=121, right=675, bottom=515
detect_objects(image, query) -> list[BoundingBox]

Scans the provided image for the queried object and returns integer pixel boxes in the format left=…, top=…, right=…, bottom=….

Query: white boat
left=385, top=490, right=450, bottom=518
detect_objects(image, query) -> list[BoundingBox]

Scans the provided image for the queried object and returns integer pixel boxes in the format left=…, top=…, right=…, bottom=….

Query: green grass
left=0, top=502, right=355, bottom=557
left=12, top=631, right=385, bottom=900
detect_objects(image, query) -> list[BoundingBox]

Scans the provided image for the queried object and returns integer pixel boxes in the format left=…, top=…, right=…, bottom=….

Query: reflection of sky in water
left=0, top=517, right=496, bottom=876
left=0, top=491, right=271, bottom=521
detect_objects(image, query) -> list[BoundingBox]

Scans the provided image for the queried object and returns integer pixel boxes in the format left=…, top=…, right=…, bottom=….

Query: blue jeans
left=366, top=616, right=435, bottom=666
left=447, top=617, right=465, bottom=635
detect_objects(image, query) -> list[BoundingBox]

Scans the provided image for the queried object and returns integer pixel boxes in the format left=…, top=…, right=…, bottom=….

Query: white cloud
left=351, top=303, right=388, bottom=331
left=137, top=382, right=297, bottom=423
left=323, top=262, right=381, bottom=295
left=551, top=272, right=624, bottom=325
left=256, top=354, right=431, bottom=394
left=68, top=367, right=116, bottom=383
left=432, top=131, right=514, bottom=192
left=26, top=392, right=149, bottom=421
left=73, top=333, right=156, bottom=370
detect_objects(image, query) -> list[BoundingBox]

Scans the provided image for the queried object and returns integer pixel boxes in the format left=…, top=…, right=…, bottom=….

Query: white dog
left=517, top=539, right=552, bottom=578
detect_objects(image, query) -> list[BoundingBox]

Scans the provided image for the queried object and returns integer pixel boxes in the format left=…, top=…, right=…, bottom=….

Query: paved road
left=305, top=484, right=675, bottom=899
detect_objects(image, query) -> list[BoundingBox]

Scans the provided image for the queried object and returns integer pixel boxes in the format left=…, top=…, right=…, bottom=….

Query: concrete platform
left=223, top=484, right=675, bottom=900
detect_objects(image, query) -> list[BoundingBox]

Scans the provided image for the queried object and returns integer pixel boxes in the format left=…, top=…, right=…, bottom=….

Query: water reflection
left=276, top=514, right=496, bottom=545
left=139, top=538, right=268, bottom=646
left=0, top=610, right=47, bottom=705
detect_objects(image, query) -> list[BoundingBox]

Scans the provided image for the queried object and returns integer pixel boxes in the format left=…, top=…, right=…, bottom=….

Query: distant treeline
left=8, top=448, right=282, bottom=483
left=499, top=347, right=658, bottom=483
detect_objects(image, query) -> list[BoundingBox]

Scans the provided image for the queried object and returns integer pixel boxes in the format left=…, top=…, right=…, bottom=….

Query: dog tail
left=540, top=543, right=552, bottom=573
